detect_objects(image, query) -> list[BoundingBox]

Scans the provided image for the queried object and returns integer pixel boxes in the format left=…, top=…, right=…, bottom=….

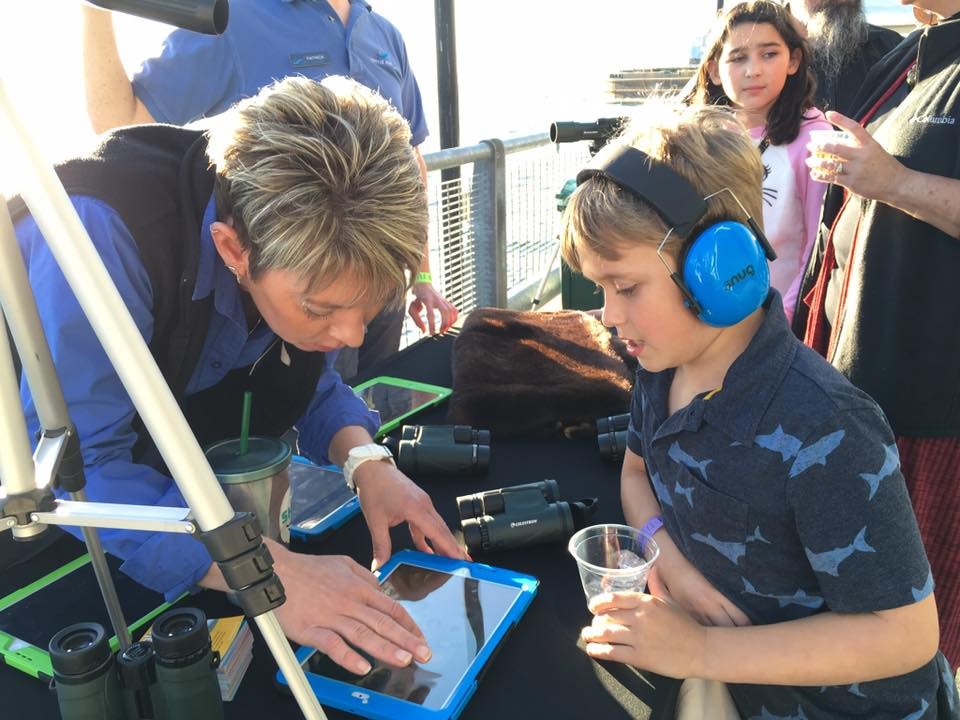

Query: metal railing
left=400, top=133, right=589, bottom=346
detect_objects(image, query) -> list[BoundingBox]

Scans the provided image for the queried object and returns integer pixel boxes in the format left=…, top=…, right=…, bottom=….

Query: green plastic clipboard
left=0, top=553, right=183, bottom=682
left=352, top=376, right=452, bottom=438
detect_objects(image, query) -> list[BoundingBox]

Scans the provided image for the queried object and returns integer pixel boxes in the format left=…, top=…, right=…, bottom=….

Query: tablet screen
left=301, top=562, right=523, bottom=710
left=355, top=382, right=445, bottom=428
left=289, top=462, right=355, bottom=532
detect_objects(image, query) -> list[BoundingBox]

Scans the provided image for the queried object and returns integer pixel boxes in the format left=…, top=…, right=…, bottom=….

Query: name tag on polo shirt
left=289, top=52, right=330, bottom=69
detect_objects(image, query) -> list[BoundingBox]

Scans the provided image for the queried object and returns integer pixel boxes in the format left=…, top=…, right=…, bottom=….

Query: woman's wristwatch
left=343, top=443, right=395, bottom=492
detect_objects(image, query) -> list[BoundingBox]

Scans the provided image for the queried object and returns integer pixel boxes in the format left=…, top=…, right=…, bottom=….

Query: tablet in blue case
left=288, top=458, right=360, bottom=542
left=276, top=551, right=538, bottom=720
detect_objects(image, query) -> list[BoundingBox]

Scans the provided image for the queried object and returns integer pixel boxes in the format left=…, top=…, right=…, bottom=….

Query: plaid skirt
left=897, top=435, right=960, bottom=670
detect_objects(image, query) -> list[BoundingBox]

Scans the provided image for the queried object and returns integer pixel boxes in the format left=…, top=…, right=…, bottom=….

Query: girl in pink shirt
left=686, top=1, right=830, bottom=323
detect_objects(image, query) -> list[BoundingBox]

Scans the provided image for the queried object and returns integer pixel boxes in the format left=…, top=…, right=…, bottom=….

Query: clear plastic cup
left=568, top=524, right=659, bottom=603
left=808, top=129, right=852, bottom=159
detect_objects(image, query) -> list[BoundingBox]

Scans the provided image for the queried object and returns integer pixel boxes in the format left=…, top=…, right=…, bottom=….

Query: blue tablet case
left=276, top=551, right=538, bottom=720
left=288, top=458, right=360, bottom=542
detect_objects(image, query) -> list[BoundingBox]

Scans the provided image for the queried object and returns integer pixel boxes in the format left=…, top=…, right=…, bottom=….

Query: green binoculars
left=596, top=413, right=630, bottom=463
left=382, top=424, right=491, bottom=476
left=457, top=480, right=597, bottom=554
left=49, top=607, right=223, bottom=720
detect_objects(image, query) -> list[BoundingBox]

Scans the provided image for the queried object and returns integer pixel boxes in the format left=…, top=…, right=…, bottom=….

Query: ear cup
left=681, top=221, right=770, bottom=327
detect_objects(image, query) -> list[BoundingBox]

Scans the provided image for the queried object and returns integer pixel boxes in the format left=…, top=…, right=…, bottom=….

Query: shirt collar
left=916, top=15, right=960, bottom=83
left=193, top=195, right=248, bottom=333
left=636, top=290, right=797, bottom=446
left=192, top=195, right=218, bottom=301
left=700, top=290, right=798, bottom=445
left=280, top=0, right=372, bottom=33
left=280, top=0, right=372, bottom=10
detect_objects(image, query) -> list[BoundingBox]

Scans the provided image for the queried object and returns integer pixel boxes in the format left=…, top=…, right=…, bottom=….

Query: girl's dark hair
left=683, top=0, right=816, bottom=146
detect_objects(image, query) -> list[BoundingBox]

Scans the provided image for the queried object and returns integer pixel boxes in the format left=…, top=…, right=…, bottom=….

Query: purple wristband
left=638, top=515, right=664, bottom=550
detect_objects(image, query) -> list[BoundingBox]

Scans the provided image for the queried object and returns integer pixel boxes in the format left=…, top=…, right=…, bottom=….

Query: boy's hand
left=581, top=591, right=707, bottom=679
left=648, top=536, right=751, bottom=627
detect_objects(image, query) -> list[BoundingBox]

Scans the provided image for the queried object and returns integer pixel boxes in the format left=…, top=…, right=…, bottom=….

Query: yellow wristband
left=416, top=271, right=432, bottom=284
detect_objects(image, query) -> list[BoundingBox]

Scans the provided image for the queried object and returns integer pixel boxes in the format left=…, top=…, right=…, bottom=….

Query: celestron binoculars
left=49, top=607, right=223, bottom=720
left=382, top=424, right=491, bottom=476
left=457, top=479, right=597, bottom=554
left=596, top=413, right=630, bottom=463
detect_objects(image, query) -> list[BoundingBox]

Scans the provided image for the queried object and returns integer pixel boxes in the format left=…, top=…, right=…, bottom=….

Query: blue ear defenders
left=576, top=145, right=777, bottom=327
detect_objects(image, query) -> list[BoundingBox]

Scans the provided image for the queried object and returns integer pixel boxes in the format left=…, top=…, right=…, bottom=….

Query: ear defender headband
left=576, top=145, right=776, bottom=327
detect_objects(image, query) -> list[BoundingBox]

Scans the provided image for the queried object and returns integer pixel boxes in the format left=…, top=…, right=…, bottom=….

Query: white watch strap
left=344, top=444, right=395, bottom=491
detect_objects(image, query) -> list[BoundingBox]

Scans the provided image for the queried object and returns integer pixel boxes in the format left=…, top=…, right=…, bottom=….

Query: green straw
left=239, top=391, right=252, bottom=455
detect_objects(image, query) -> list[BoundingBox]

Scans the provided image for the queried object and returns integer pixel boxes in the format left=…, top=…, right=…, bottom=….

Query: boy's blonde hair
left=561, top=103, right=764, bottom=274
left=206, top=75, right=426, bottom=310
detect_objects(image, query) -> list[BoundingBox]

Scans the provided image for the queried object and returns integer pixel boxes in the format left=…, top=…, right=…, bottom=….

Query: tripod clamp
left=197, top=512, right=286, bottom=617
left=5, top=423, right=89, bottom=531
left=0, top=488, right=56, bottom=533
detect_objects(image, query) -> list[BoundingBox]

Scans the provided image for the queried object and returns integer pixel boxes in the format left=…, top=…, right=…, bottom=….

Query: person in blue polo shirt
left=81, top=0, right=458, bottom=378
left=560, top=103, right=958, bottom=718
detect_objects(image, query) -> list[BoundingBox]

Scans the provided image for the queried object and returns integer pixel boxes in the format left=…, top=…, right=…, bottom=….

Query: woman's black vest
left=8, top=125, right=327, bottom=455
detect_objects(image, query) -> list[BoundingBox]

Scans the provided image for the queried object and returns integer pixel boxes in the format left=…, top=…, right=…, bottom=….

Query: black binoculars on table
left=457, top=479, right=597, bottom=554
left=596, top=413, right=630, bottom=463
left=383, top=424, right=491, bottom=476
left=49, top=607, right=223, bottom=720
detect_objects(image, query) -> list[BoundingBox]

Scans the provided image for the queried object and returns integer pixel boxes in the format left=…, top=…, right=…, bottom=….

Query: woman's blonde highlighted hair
left=561, top=103, right=764, bottom=273
left=206, top=75, right=426, bottom=309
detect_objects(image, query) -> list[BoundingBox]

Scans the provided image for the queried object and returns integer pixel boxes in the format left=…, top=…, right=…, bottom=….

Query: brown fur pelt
left=448, top=308, right=638, bottom=438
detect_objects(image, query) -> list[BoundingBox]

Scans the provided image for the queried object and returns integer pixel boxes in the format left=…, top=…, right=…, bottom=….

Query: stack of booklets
left=207, top=615, right=254, bottom=701
left=142, top=614, right=253, bottom=702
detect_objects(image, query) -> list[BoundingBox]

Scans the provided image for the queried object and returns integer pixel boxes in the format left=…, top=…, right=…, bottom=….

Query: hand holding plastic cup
left=807, top=129, right=854, bottom=184
left=568, top=524, right=659, bottom=604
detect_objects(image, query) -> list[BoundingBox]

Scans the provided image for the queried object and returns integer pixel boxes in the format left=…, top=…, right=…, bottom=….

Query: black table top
left=1, top=332, right=677, bottom=720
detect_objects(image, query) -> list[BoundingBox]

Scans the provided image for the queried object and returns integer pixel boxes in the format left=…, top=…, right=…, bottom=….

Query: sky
left=0, top=0, right=718, bottom=194
left=0, top=0, right=916, bottom=195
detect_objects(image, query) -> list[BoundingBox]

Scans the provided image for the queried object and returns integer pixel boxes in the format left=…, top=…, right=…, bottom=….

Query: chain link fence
left=400, top=135, right=590, bottom=348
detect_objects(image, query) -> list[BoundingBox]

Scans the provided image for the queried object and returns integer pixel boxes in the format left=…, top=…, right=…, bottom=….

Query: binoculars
left=383, top=425, right=491, bottom=476
left=596, top=413, right=630, bottom=463
left=49, top=607, right=223, bottom=720
left=457, top=480, right=596, bottom=554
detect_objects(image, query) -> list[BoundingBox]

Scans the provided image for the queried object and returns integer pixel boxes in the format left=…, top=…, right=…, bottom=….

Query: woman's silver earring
left=226, top=265, right=242, bottom=283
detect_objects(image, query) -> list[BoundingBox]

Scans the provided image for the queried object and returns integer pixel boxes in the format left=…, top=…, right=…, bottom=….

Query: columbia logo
left=911, top=115, right=956, bottom=125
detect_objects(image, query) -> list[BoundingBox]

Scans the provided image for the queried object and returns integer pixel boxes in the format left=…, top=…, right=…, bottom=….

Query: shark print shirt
left=627, top=291, right=957, bottom=719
